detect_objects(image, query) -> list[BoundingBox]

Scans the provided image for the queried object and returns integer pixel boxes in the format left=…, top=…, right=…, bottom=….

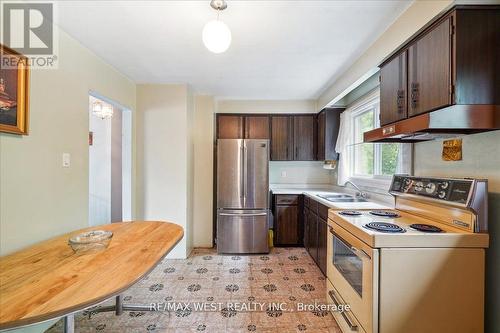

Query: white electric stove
left=326, top=175, right=489, bottom=333
left=328, top=209, right=488, bottom=248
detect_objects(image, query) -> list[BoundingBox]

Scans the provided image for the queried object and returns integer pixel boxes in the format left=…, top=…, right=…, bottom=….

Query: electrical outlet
left=62, top=153, right=71, bottom=168
left=281, top=171, right=287, bottom=178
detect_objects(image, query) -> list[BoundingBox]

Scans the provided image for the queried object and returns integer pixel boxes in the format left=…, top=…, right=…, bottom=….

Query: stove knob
left=438, top=191, right=446, bottom=199
left=440, top=182, right=449, bottom=189
left=425, top=183, right=436, bottom=194
left=415, top=181, right=424, bottom=191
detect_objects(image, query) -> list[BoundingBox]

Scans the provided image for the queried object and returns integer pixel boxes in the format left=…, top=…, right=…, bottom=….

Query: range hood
left=364, top=105, right=500, bottom=143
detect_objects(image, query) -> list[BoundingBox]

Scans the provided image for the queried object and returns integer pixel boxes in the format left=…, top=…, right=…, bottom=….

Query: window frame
left=346, top=90, right=400, bottom=189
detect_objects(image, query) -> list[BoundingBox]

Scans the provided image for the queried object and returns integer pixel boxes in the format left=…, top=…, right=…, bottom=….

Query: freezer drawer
left=217, top=210, right=270, bottom=254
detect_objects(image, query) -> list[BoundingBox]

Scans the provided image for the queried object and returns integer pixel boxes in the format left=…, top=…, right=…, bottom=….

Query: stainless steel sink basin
left=317, top=194, right=368, bottom=203
left=317, top=194, right=352, bottom=200
left=327, top=198, right=368, bottom=203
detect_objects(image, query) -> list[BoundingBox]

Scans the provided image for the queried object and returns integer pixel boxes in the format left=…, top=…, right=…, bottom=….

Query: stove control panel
left=390, top=175, right=473, bottom=204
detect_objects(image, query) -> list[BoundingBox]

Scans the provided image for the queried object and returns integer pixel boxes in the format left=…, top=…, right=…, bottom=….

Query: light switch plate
left=62, top=153, right=71, bottom=167
left=281, top=171, right=287, bottom=178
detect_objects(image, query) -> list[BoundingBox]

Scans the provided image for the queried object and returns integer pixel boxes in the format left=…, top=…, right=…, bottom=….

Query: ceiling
left=57, top=1, right=411, bottom=100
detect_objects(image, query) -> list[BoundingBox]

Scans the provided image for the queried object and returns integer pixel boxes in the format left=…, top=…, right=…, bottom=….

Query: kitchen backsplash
left=269, top=161, right=336, bottom=184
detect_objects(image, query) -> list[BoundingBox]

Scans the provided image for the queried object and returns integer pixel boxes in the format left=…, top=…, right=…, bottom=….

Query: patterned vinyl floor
left=46, top=247, right=341, bottom=332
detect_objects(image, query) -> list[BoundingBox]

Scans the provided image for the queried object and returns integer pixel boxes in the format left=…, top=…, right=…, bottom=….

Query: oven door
left=327, top=223, right=379, bottom=333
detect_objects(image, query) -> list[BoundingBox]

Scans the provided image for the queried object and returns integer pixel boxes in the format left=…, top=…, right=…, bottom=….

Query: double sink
left=316, top=193, right=368, bottom=203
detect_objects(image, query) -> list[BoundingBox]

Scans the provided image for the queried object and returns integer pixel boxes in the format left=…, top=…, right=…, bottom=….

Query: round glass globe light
left=202, top=20, right=231, bottom=54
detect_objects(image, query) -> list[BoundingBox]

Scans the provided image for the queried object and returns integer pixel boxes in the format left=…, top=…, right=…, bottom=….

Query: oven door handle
left=328, top=290, right=358, bottom=331
left=329, top=226, right=371, bottom=260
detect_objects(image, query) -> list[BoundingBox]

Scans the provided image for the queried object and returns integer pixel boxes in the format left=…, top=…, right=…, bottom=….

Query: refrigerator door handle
left=240, top=143, right=244, bottom=200
left=243, top=142, right=248, bottom=205
left=219, top=212, right=268, bottom=217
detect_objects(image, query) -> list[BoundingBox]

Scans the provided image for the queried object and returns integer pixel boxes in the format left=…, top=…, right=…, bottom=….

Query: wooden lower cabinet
left=274, top=194, right=328, bottom=276
left=308, top=210, right=318, bottom=262
left=303, top=207, right=310, bottom=250
left=317, top=218, right=328, bottom=275
left=303, top=197, right=328, bottom=276
left=273, top=194, right=303, bottom=246
left=275, top=205, right=299, bottom=245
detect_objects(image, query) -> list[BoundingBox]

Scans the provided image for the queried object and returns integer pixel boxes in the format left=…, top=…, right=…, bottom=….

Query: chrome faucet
left=344, top=180, right=369, bottom=199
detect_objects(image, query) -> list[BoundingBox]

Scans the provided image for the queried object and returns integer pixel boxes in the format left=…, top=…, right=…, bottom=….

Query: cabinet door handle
left=411, top=82, right=419, bottom=109
left=396, top=89, right=403, bottom=113
left=328, top=290, right=358, bottom=331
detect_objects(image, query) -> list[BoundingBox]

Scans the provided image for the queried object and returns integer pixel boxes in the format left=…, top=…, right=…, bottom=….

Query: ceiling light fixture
left=92, top=101, right=113, bottom=119
left=202, top=0, right=231, bottom=54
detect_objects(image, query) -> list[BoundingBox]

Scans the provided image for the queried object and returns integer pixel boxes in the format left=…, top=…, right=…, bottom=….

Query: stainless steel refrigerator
left=217, top=139, right=270, bottom=254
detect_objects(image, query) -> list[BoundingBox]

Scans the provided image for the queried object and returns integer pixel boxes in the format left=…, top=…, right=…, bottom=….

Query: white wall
left=0, top=28, right=136, bottom=333
left=318, top=0, right=453, bottom=108
left=136, top=84, right=193, bottom=258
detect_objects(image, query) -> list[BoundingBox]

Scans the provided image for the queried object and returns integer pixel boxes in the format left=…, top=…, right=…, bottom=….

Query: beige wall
left=413, top=130, right=500, bottom=333
left=0, top=29, right=136, bottom=255
left=190, top=99, right=329, bottom=247
left=193, top=95, right=215, bottom=247
left=414, top=131, right=500, bottom=192
left=317, top=0, right=453, bottom=108
left=270, top=161, right=335, bottom=185
left=216, top=99, right=317, bottom=114
left=136, top=84, right=193, bottom=258
left=0, top=29, right=136, bottom=333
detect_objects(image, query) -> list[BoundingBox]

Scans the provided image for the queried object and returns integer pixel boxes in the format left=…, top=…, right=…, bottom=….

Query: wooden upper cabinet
left=271, top=116, right=293, bottom=161
left=244, top=116, right=270, bottom=139
left=317, top=112, right=326, bottom=161
left=217, top=115, right=244, bottom=139
left=408, top=16, right=452, bottom=117
left=376, top=7, right=499, bottom=129
left=217, top=115, right=269, bottom=139
left=316, top=108, right=342, bottom=161
left=380, top=51, right=408, bottom=126
left=293, top=115, right=315, bottom=161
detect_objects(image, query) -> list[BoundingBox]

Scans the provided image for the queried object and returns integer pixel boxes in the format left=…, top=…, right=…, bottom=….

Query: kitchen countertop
left=270, top=185, right=393, bottom=210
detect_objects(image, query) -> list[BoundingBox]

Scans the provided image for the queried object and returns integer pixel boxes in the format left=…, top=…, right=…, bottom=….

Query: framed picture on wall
left=0, top=44, right=30, bottom=135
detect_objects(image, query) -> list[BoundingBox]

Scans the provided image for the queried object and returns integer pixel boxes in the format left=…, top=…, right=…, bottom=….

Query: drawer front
left=326, top=280, right=367, bottom=333
left=318, top=203, right=329, bottom=220
left=275, top=194, right=299, bottom=206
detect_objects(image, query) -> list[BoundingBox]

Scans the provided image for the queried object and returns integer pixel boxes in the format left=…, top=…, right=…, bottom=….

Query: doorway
left=88, top=94, right=132, bottom=226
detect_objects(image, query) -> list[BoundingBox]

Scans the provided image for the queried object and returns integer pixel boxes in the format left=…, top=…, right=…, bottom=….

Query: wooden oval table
left=0, top=221, right=183, bottom=332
